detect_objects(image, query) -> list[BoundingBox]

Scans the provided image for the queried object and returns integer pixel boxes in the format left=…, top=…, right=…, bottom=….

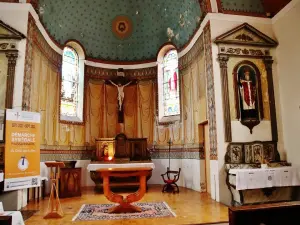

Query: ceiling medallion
left=112, top=15, right=133, bottom=39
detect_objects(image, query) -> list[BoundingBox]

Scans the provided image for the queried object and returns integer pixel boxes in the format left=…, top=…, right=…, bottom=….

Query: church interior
left=0, top=0, right=300, bottom=224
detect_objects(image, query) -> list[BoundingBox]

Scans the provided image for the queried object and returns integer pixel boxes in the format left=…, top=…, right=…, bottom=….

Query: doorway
left=199, top=121, right=210, bottom=195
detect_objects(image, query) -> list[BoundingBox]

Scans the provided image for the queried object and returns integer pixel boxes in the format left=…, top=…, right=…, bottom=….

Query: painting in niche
left=230, top=145, right=242, bottom=163
left=263, top=145, right=275, bottom=162
left=163, top=49, right=180, bottom=117
left=234, top=61, right=263, bottom=133
left=253, top=145, right=263, bottom=163
left=245, top=145, right=252, bottom=163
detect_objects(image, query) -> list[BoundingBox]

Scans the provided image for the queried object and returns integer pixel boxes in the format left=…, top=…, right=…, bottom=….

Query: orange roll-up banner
left=4, top=109, right=41, bottom=191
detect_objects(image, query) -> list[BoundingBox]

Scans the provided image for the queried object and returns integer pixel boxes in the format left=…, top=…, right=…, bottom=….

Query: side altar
left=88, top=133, right=153, bottom=193
left=225, top=141, right=300, bottom=206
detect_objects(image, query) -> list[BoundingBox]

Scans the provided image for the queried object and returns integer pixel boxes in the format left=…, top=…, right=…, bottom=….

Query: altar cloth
left=87, top=162, right=155, bottom=171
left=229, top=167, right=300, bottom=190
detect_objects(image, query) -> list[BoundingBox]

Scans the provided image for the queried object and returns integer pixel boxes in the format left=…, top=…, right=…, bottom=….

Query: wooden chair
left=161, top=167, right=181, bottom=193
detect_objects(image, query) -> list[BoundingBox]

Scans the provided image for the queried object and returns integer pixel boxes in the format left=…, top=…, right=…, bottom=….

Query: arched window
left=60, top=42, right=85, bottom=124
left=157, top=45, right=181, bottom=123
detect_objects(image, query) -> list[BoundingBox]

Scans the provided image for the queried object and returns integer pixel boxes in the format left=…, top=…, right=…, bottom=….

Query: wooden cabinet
left=127, top=138, right=148, bottom=160
left=59, top=168, right=81, bottom=198
left=229, top=201, right=300, bottom=225
left=95, top=134, right=150, bottom=161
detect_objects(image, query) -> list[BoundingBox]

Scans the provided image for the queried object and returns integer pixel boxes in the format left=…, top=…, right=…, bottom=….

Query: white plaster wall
left=40, top=160, right=94, bottom=194
left=36, top=159, right=203, bottom=193
left=208, top=13, right=283, bottom=206
left=272, top=0, right=300, bottom=166
left=148, top=159, right=202, bottom=192
left=210, top=0, right=219, bottom=13
left=0, top=3, right=30, bottom=111
left=209, top=160, right=219, bottom=201
left=231, top=121, right=272, bottom=142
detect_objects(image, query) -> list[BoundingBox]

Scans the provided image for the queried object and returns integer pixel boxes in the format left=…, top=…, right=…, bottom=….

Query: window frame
left=157, top=44, right=181, bottom=125
left=59, top=42, right=85, bottom=125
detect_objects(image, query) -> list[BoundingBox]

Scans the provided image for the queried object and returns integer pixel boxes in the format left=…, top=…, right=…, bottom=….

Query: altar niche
left=105, top=76, right=137, bottom=123
left=215, top=23, right=278, bottom=141
left=233, top=61, right=264, bottom=133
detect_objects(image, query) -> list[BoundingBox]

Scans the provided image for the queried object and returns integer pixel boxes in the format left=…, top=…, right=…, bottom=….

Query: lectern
left=44, top=162, right=65, bottom=219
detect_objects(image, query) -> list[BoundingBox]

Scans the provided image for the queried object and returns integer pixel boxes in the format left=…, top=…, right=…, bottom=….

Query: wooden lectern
left=44, top=162, right=65, bottom=219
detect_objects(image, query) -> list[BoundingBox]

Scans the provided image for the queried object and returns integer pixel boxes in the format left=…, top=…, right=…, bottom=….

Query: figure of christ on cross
left=109, top=80, right=132, bottom=111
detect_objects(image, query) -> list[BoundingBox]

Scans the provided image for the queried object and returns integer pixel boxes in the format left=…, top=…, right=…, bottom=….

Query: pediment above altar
left=0, top=20, right=26, bottom=40
left=214, top=23, right=277, bottom=47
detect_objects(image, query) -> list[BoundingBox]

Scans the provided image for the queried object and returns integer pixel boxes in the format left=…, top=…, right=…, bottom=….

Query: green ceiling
left=38, top=0, right=202, bottom=61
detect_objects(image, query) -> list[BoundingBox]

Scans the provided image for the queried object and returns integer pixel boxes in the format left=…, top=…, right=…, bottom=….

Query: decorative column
left=5, top=51, right=18, bottom=109
left=263, top=57, right=278, bottom=142
left=218, top=55, right=232, bottom=142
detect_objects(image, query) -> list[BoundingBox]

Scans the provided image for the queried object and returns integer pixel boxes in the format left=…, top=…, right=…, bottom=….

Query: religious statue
left=234, top=62, right=262, bottom=133
left=237, top=65, right=259, bottom=120
left=109, top=80, right=132, bottom=111
left=239, top=68, right=256, bottom=110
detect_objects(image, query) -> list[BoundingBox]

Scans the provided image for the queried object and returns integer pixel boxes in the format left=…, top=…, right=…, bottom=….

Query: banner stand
left=4, top=110, right=41, bottom=192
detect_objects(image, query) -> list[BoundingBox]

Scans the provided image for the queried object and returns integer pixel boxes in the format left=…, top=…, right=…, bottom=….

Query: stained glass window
left=162, top=49, right=180, bottom=117
left=61, top=47, right=79, bottom=118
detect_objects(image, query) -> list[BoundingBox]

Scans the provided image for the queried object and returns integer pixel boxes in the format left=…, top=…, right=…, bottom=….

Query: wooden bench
left=229, top=201, right=300, bottom=225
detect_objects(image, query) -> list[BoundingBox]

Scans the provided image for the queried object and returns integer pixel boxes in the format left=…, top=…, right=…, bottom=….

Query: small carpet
left=72, top=202, right=176, bottom=221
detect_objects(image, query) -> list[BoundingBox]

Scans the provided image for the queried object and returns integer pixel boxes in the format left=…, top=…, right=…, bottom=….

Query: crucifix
left=109, top=80, right=132, bottom=111
left=106, top=76, right=136, bottom=123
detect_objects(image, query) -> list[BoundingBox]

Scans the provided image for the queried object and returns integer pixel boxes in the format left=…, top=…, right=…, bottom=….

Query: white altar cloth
left=0, top=211, right=25, bottom=225
left=87, top=162, right=155, bottom=171
left=229, top=167, right=300, bottom=190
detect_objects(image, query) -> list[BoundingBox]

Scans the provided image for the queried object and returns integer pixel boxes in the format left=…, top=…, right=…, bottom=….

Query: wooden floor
left=24, top=185, right=228, bottom=225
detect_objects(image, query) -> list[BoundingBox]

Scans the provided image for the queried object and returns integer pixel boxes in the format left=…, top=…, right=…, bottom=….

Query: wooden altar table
left=87, top=162, right=155, bottom=171
left=87, top=162, right=154, bottom=192
left=97, top=167, right=152, bottom=213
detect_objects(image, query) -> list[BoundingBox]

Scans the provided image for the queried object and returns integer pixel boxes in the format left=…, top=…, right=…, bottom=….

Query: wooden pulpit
left=44, top=162, right=65, bottom=219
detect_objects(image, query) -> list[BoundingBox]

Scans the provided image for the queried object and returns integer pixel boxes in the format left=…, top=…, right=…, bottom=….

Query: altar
left=227, top=166, right=300, bottom=206
left=88, top=161, right=154, bottom=192
left=90, top=133, right=153, bottom=192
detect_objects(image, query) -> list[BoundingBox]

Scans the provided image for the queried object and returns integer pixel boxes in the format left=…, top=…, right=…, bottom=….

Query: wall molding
left=150, top=146, right=204, bottom=160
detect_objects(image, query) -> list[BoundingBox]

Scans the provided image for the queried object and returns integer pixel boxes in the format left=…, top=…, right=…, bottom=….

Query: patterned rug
left=72, top=202, right=176, bottom=221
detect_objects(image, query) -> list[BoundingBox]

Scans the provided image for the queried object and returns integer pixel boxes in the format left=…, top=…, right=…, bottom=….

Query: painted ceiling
left=38, top=0, right=202, bottom=62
